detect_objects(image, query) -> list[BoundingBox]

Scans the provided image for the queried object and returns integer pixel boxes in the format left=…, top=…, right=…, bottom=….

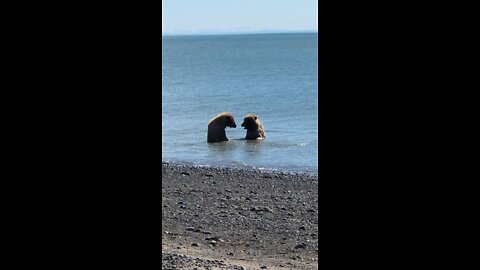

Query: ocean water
left=162, top=33, right=318, bottom=174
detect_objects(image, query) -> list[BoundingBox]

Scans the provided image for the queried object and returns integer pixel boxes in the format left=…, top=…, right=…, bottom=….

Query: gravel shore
left=162, top=162, right=318, bottom=270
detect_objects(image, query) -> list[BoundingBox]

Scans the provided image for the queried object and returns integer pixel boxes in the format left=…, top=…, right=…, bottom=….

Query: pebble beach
left=162, top=162, right=319, bottom=269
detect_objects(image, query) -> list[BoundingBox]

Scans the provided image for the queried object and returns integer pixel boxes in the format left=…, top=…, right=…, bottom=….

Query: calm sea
left=162, top=33, right=318, bottom=174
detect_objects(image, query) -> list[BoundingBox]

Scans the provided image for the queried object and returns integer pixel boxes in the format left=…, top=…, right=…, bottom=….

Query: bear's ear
left=254, top=116, right=257, bottom=120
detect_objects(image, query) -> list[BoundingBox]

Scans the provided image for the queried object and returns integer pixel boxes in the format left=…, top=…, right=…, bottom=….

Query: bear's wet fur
left=241, top=114, right=265, bottom=140
left=207, top=112, right=237, bottom=143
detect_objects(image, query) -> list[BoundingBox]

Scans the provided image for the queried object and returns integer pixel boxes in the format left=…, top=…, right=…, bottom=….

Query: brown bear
left=241, top=114, right=266, bottom=140
left=207, top=112, right=237, bottom=143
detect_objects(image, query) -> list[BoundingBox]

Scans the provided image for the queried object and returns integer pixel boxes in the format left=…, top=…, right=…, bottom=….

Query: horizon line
left=162, top=30, right=318, bottom=37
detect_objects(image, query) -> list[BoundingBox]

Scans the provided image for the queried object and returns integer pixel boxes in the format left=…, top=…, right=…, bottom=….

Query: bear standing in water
left=241, top=114, right=266, bottom=140
left=207, top=112, right=237, bottom=143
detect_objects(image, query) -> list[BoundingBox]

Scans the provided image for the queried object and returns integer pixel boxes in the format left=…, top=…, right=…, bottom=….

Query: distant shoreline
left=162, top=31, right=318, bottom=38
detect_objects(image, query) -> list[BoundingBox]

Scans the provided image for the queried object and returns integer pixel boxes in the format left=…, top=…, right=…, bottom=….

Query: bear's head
left=241, top=114, right=259, bottom=130
left=222, top=113, right=237, bottom=128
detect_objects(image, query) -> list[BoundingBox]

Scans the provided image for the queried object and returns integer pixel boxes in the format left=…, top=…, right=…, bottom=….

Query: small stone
left=205, top=236, right=224, bottom=242
left=263, top=207, right=273, bottom=213
left=295, top=243, right=308, bottom=249
left=181, top=172, right=190, bottom=176
left=260, top=266, right=267, bottom=269
left=186, top=227, right=195, bottom=231
left=191, top=243, right=200, bottom=247
left=299, top=225, right=306, bottom=230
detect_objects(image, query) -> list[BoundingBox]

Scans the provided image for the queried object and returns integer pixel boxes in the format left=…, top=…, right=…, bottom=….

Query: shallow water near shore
left=162, top=33, right=318, bottom=174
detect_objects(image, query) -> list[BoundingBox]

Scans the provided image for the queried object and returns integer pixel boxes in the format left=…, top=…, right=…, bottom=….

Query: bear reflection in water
left=207, top=141, right=236, bottom=152
left=206, top=138, right=264, bottom=162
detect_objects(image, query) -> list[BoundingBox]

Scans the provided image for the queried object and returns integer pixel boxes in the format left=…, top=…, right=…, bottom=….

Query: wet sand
left=162, top=162, right=318, bottom=269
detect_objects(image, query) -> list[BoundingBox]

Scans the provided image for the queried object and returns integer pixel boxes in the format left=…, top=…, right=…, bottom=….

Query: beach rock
left=250, top=206, right=273, bottom=213
left=205, top=236, right=224, bottom=242
left=263, top=207, right=273, bottom=213
left=295, top=243, right=308, bottom=249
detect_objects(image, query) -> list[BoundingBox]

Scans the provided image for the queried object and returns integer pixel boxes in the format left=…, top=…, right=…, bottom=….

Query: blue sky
left=162, top=0, right=318, bottom=35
